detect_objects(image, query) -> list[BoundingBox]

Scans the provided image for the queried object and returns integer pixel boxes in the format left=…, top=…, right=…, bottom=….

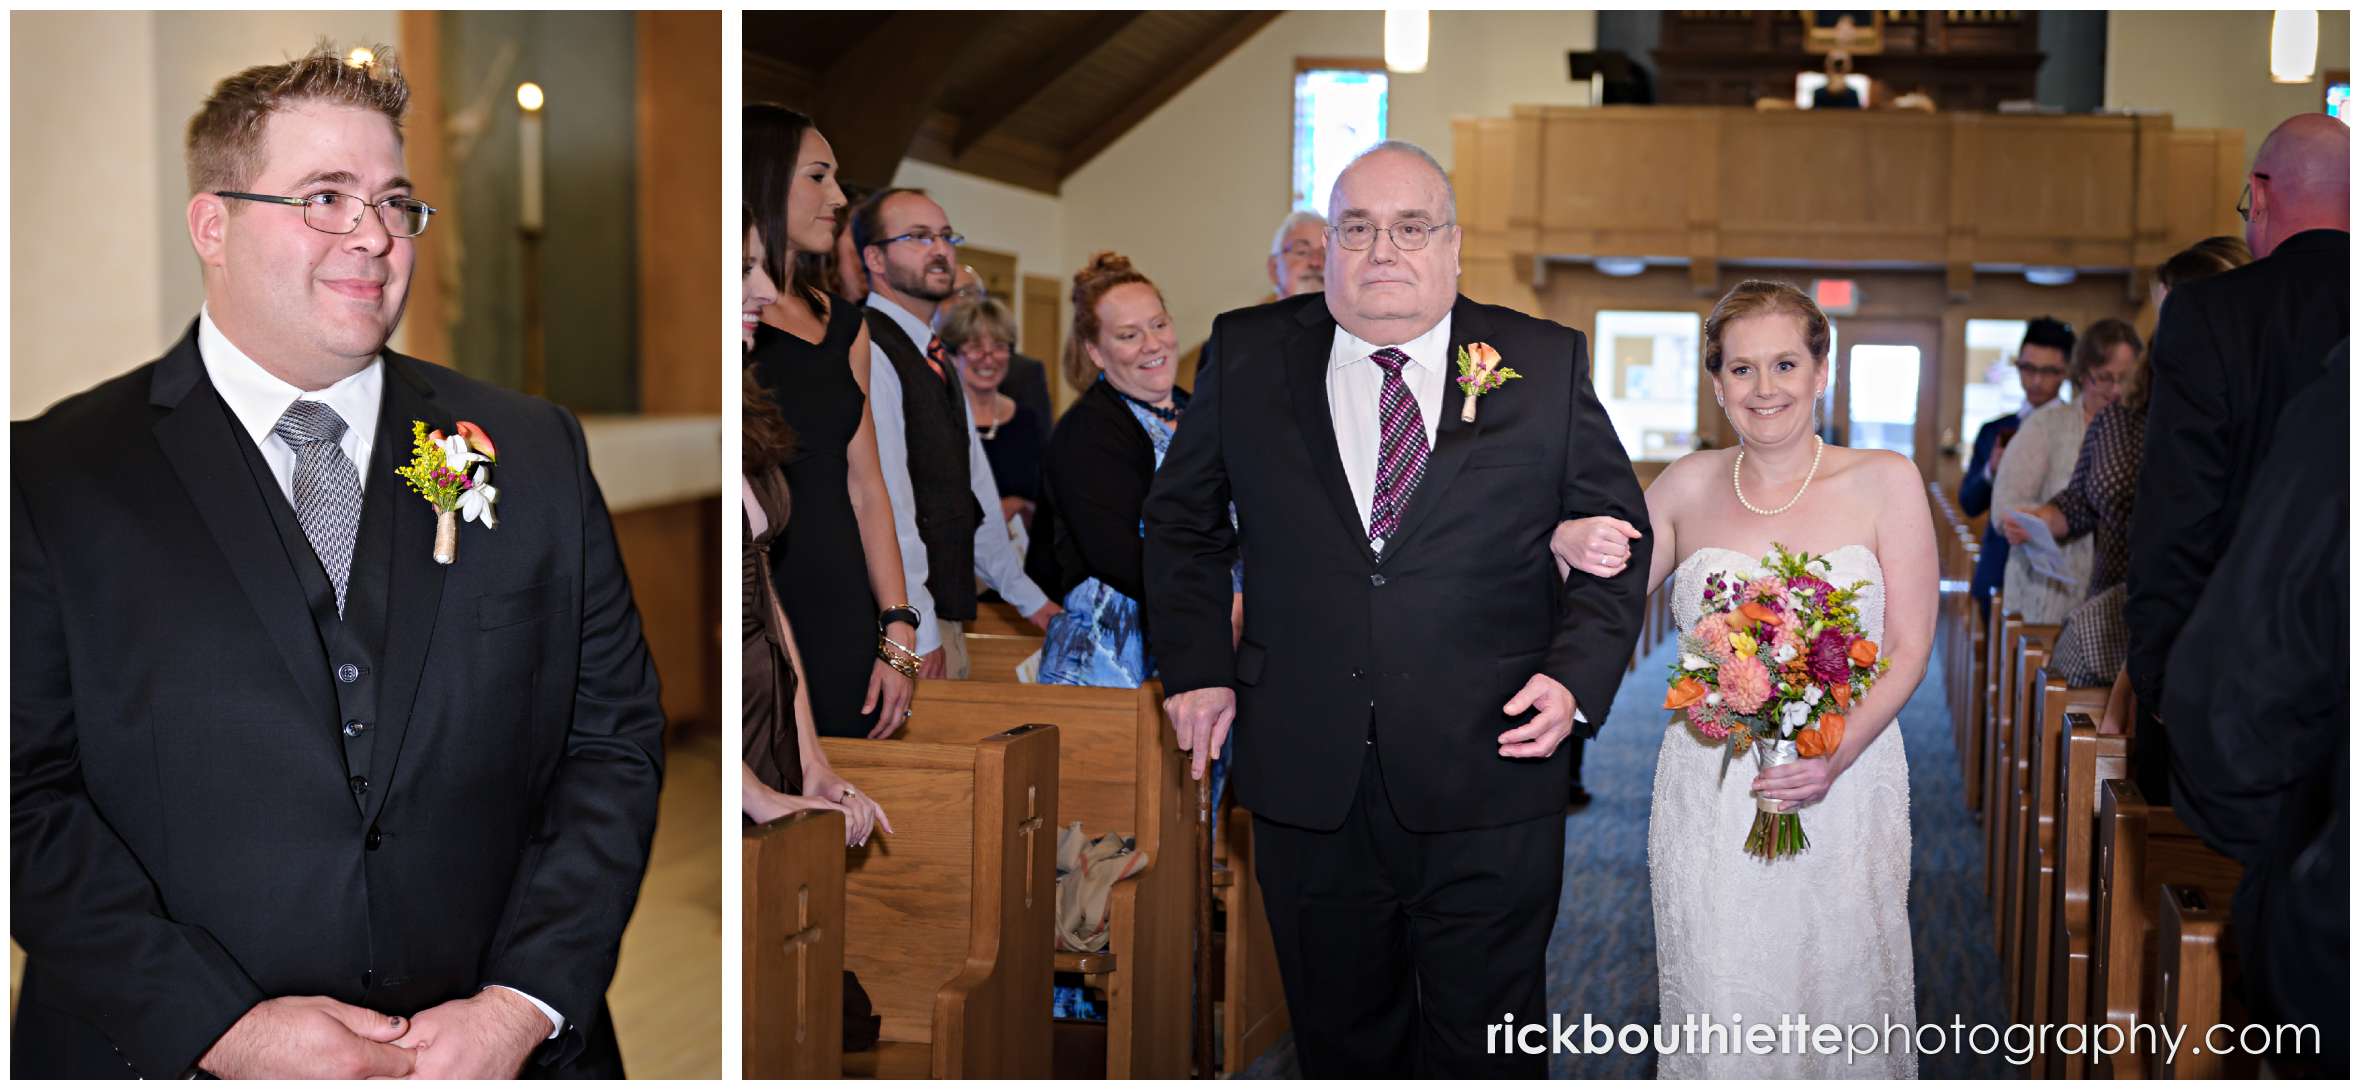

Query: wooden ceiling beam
left=808, top=11, right=1004, bottom=189
left=1061, top=12, right=1280, bottom=178
left=950, top=11, right=1146, bottom=158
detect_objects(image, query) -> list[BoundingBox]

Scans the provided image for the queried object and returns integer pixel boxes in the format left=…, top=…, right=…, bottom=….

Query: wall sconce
left=1385, top=10, right=1429, bottom=75
left=2024, top=266, right=2077, bottom=287
left=2271, top=10, right=2319, bottom=84
left=1594, top=256, right=1647, bottom=278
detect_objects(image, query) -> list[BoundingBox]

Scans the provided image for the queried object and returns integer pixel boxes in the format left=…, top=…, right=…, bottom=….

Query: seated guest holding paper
left=1990, top=317, right=2112, bottom=624
left=939, top=296, right=1045, bottom=533
left=2010, top=238, right=2248, bottom=690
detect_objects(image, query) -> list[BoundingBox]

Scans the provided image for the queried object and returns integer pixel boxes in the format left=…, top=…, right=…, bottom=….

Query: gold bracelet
left=876, top=633, right=921, bottom=679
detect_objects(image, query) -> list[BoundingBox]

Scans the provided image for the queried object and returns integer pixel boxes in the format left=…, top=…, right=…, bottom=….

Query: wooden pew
left=971, top=599, right=1046, bottom=638
left=899, top=680, right=1194, bottom=1079
left=1993, top=633, right=2053, bottom=995
left=2010, top=673, right=2107, bottom=1063
left=744, top=809, right=847, bottom=1079
left=2156, top=884, right=2242, bottom=1078
left=1960, top=578, right=1988, bottom=816
left=1980, top=604, right=2023, bottom=917
left=965, top=631, right=1043, bottom=683
left=2090, top=779, right=2243, bottom=1079
left=821, top=726, right=1060, bottom=1079
left=2042, top=710, right=2130, bottom=1079
left=1217, top=803, right=1289, bottom=1075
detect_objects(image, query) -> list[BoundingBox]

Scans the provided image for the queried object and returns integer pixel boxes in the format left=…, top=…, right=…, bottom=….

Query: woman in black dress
left=745, top=105, right=921, bottom=738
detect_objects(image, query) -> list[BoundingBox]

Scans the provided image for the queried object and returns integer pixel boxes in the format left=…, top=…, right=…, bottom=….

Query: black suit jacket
left=1002, top=352, right=1054, bottom=444
left=1043, top=379, right=1161, bottom=606
left=1144, top=294, right=1650, bottom=833
left=2127, top=229, right=2350, bottom=716
left=11, top=325, right=666, bottom=1078
left=1959, top=412, right=2018, bottom=604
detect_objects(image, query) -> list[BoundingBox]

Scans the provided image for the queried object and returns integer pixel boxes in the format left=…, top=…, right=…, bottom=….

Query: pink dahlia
left=1687, top=701, right=1734, bottom=741
left=1718, top=654, right=1774, bottom=715
left=1788, top=573, right=1835, bottom=611
left=1743, top=576, right=1787, bottom=605
left=1692, top=612, right=1737, bottom=662
left=1808, top=627, right=1855, bottom=688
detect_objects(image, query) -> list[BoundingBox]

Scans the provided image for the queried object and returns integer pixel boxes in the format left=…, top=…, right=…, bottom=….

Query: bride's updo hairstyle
left=1702, top=279, right=1831, bottom=375
left=1065, top=250, right=1164, bottom=389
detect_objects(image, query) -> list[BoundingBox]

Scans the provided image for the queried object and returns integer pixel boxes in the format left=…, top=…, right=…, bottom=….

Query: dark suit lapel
left=1281, top=299, right=1374, bottom=560
left=1380, top=296, right=1487, bottom=564
left=149, top=330, right=339, bottom=731
left=361, top=355, right=453, bottom=828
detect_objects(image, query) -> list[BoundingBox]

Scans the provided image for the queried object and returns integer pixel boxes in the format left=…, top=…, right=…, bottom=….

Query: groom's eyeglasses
left=1331, top=219, right=1453, bottom=252
left=2235, top=172, right=2270, bottom=223
left=217, top=190, right=436, bottom=238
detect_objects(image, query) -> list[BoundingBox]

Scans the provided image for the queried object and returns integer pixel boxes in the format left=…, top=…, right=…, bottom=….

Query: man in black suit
left=1958, top=316, right=2073, bottom=617
left=11, top=46, right=664, bottom=1078
left=2128, top=111, right=2349, bottom=803
left=1145, top=141, right=1649, bottom=1076
left=2161, top=341, right=2348, bottom=1077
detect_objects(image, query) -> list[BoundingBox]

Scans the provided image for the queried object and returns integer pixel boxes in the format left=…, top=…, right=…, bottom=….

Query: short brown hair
left=1065, top=252, right=1163, bottom=389
left=186, top=41, right=409, bottom=196
left=1702, top=279, right=1830, bottom=374
left=2070, top=317, right=2143, bottom=388
left=938, top=297, right=1017, bottom=354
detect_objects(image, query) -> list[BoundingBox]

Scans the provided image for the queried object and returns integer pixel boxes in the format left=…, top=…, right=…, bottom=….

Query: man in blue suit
left=1959, top=316, right=2074, bottom=617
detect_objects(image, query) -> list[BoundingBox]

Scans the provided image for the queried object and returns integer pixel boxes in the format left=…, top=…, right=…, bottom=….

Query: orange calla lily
left=1849, top=639, right=1879, bottom=667
left=1664, top=677, right=1709, bottom=710
left=1740, top=602, right=1780, bottom=626
left=1467, top=342, right=1504, bottom=372
left=455, top=420, right=499, bottom=460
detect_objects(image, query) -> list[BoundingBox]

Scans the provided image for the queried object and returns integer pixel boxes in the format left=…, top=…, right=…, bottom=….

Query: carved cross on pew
left=1020, top=784, right=1044, bottom=908
left=784, top=884, right=822, bottom=1043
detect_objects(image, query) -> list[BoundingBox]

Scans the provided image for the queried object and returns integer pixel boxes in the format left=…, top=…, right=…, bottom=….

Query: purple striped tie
left=1368, top=346, right=1428, bottom=543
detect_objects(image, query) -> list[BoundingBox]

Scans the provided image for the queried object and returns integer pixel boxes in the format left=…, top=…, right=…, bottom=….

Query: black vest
left=865, top=308, right=981, bottom=623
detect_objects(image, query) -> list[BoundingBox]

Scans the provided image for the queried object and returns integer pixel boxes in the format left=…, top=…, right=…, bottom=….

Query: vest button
left=1369, top=573, right=1388, bottom=587
left=365, top=827, right=383, bottom=851
left=1350, top=668, right=1365, bottom=679
left=343, top=719, right=368, bottom=737
left=349, top=775, right=369, bottom=795
left=337, top=663, right=363, bottom=683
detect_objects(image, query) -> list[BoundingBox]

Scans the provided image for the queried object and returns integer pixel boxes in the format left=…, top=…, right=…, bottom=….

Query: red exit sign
left=1813, top=278, right=1859, bottom=315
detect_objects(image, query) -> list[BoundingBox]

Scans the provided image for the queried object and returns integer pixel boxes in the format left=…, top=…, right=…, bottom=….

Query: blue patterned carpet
left=1242, top=631, right=2012, bottom=1078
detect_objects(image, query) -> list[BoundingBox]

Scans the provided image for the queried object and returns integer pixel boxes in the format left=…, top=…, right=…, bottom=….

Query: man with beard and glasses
left=852, top=189, right=1056, bottom=684
left=11, top=44, right=662, bottom=1078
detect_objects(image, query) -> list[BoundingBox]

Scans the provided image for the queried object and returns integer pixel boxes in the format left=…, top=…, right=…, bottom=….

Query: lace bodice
left=1671, top=544, right=1886, bottom=647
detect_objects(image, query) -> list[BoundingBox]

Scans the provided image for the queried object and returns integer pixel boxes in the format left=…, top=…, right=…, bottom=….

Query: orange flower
left=1740, top=602, right=1780, bottom=627
left=1849, top=639, right=1878, bottom=668
left=1664, top=677, right=1709, bottom=710
left=455, top=420, right=499, bottom=460
left=1830, top=682, right=1853, bottom=709
left=1817, top=713, right=1847, bottom=750
left=1795, top=727, right=1831, bottom=758
left=1467, top=342, right=1504, bottom=373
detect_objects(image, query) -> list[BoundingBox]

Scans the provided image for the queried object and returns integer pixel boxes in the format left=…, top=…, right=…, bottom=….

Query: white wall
left=2106, top=9, right=2352, bottom=166
left=12, top=10, right=399, bottom=419
left=1060, top=9, right=1599, bottom=348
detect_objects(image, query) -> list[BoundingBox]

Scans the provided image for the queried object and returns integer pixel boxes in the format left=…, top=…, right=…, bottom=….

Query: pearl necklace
left=1733, top=436, right=1824, bottom=516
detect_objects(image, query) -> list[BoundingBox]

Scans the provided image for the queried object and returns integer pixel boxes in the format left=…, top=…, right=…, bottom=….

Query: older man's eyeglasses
left=2235, top=172, right=2271, bottom=223
left=217, top=191, right=435, bottom=237
left=1331, top=219, right=1452, bottom=252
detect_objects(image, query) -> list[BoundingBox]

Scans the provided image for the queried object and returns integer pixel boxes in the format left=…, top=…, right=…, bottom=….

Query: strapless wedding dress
left=1648, top=544, right=1917, bottom=1078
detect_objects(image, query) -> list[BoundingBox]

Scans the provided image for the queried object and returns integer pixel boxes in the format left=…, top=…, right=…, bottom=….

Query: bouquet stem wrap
left=1746, top=739, right=1810, bottom=859
left=433, top=509, right=458, bottom=565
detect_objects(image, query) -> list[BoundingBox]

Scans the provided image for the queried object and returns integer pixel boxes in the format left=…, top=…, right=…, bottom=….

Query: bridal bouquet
left=1662, top=544, right=1888, bottom=859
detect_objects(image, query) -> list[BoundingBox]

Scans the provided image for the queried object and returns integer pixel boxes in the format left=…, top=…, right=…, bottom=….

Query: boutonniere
left=1454, top=342, right=1522, bottom=423
left=395, top=420, right=501, bottom=565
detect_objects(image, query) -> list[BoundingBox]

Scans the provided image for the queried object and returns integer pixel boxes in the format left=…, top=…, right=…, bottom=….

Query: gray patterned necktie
left=272, top=400, right=362, bottom=614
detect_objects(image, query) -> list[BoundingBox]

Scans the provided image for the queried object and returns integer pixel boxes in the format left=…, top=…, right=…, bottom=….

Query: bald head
left=2247, top=113, right=2350, bottom=257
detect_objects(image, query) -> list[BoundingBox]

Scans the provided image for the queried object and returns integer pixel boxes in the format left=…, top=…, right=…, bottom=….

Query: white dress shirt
left=1324, top=312, right=1586, bottom=724
left=866, top=293, right=1050, bottom=653
left=195, top=308, right=564, bottom=1041
left=198, top=307, right=382, bottom=500
left=1327, top=313, right=1452, bottom=554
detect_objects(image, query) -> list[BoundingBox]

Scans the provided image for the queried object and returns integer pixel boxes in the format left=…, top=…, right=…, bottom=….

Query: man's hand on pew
left=1163, top=686, right=1237, bottom=782
left=1027, top=601, right=1064, bottom=629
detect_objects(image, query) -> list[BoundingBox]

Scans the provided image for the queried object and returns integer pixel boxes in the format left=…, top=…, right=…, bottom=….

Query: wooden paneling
left=1021, top=274, right=1064, bottom=407
left=613, top=496, right=721, bottom=732
left=635, top=10, right=721, bottom=414
left=399, top=12, right=455, bottom=367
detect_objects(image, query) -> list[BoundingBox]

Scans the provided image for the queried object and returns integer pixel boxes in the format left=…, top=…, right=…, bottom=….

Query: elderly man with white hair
left=1267, top=209, right=1328, bottom=298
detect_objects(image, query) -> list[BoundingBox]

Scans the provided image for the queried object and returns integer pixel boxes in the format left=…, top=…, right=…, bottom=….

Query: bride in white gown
left=1554, top=280, right=1937, bottom=1078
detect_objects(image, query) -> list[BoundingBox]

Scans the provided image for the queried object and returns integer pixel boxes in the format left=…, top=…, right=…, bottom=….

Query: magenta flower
left=1808, top=627, right=1854, bottom=688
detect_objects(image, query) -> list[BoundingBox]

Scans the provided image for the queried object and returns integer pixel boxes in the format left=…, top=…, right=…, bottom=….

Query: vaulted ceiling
left=744, top=10, right=1280, bottom=194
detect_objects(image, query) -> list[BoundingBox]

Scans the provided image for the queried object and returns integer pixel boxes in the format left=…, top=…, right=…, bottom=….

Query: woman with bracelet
left=743, top=206, right=891, bottom=843
left=746, top=105, right=919, bottom=737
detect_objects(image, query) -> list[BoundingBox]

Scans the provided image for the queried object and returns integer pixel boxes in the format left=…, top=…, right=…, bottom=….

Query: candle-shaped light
left=516, top=82, right=545, bottom=232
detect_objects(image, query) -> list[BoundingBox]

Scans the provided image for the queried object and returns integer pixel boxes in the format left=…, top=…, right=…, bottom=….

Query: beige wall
left=2106, top=9, right=2351, bottom=170
left=1060, top=9, right=1600, bottom=356
left=11, top=10, right=399, bottom=420
left=891, top=156, right=1066, bottom=339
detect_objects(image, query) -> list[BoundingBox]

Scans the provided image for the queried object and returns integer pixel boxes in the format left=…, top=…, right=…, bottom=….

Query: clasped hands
left=1162, top=673, right=1581, bottom=776
left=199, top=987, right=550, bottom=1079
